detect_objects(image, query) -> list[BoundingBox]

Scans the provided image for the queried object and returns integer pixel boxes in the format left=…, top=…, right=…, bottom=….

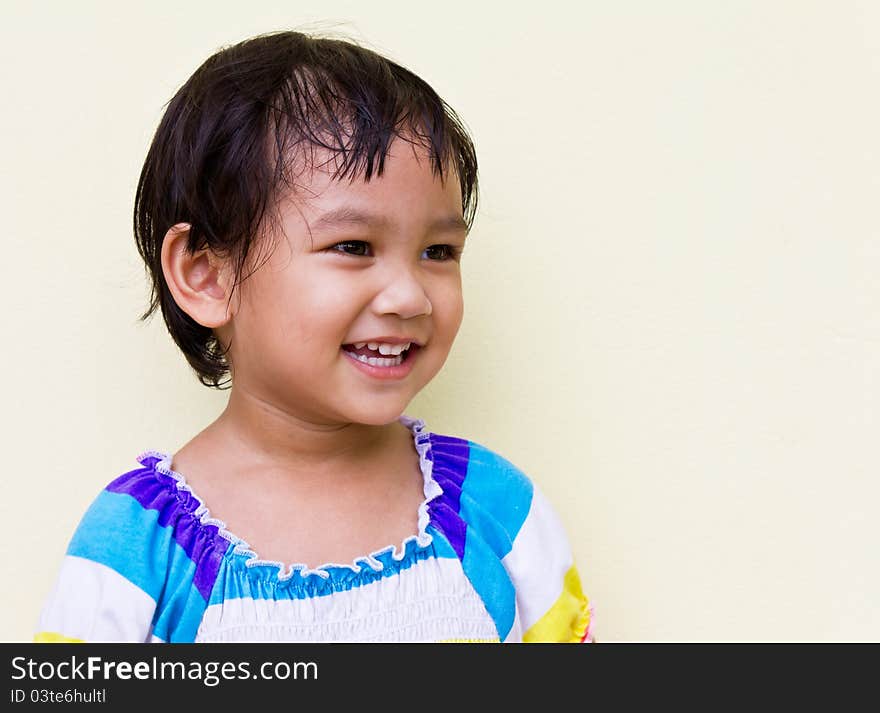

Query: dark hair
left=133, top=30, right=479, bottom=389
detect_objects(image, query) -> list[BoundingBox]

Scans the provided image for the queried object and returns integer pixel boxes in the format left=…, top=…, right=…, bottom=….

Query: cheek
left=266, top=271, right=358, bottom=342
left=435, top=281, right=464, bottom=339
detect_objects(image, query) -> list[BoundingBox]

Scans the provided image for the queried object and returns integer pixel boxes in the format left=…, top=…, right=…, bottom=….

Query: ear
left=160, top=223, right=236, bottom=328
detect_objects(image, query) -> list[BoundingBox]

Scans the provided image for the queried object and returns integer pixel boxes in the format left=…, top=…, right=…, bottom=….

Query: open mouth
left=340, top=342, right=420, bottom=367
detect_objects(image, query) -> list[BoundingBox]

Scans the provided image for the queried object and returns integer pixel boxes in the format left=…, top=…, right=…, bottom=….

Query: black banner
left=2, top=643, right=874, bottom=705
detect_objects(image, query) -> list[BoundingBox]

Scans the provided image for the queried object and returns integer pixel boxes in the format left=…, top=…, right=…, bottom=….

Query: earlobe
left=160, top=223, right=235, bottom=328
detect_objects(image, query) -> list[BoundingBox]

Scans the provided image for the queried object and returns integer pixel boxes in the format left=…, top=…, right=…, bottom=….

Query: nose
left=371, top=264, right=433, bottom=319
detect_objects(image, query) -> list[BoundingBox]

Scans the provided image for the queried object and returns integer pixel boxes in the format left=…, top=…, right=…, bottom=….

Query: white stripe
left=501, top=486, right=575, bottom=634
left=36, top=555, right=156, bottom=643
left=196, top=556, right=499, bottom=642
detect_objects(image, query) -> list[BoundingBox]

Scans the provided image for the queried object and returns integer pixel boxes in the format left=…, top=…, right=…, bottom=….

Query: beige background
left=2, top=0, right=878, bottom=642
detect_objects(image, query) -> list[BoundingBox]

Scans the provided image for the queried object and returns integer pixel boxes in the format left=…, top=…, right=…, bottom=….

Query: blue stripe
left=461, top=527, right=517, bottom=639
left=151, top=576, right=215, bottom=643
left=67, top=491, right=168, bottom=601
left=459, top=442, right=534, bottom=558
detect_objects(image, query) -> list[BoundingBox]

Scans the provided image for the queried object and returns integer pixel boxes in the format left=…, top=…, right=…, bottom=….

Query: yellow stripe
left=34, top=631, right=85, bottom=644
left=438, top=638, right=501, bottom=643
left=523, top=566, right=591, bottom=643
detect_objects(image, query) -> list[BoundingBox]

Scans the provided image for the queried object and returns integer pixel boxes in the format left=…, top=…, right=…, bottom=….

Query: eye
left=329, top=241, right=372, bottom=257
left=422, top=244, right=462, bottom=261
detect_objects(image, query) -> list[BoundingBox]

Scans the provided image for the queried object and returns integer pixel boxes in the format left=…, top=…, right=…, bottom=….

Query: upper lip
left=343, top=336, right=423, bottom=347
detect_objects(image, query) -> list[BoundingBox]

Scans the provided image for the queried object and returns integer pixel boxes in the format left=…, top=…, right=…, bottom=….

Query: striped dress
left=36, top=416, right=593, bottom=643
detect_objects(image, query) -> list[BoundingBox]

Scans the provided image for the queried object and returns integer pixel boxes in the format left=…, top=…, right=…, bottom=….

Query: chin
left=343, top=402, right=410, bottom=427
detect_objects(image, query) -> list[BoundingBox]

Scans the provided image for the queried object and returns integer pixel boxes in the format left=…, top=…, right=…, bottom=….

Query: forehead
left=278, top=138, right=465, bottom=237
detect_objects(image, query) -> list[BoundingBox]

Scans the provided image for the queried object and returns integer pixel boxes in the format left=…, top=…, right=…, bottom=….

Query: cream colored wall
left=2, top=1, right=878, bottom=642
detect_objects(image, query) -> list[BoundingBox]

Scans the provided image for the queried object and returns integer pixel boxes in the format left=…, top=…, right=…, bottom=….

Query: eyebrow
left=309, top=206, right=468, bottom=236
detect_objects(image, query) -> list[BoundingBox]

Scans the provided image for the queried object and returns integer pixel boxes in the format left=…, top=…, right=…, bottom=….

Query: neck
left=208, top=385, right=401, bottom=473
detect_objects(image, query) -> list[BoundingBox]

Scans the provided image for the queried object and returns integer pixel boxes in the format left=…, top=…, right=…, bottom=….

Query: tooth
left=367, top=342, right=379, bottom=350
left=346, top=349, right=406, bottom=368
left=355, top=342, right=366, bottom=349
left=378, top=344, right=394, bottom=355
left=389, top=344, right=404, bottom=356
left=350, top=352, right=404, bottom=368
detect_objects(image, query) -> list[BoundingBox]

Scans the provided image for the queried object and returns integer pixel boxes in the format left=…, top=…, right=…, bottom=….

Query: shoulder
left=67, top=454, right=178, bottom=583
left=420, top=428, right=538, bottom=555
left=67, top=451, right=229, bottom=602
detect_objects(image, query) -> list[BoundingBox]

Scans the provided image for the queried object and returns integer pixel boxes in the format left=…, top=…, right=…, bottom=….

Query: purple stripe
left=426, top=434, right=470, bottom=560
left=107, top=461, right=226, bottom=601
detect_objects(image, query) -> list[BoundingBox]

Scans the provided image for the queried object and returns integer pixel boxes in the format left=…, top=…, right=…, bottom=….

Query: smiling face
left=217, top=138, right=467, bottom=427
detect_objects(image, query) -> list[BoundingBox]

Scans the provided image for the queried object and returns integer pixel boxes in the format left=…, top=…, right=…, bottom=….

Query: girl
left=35, top=30, right=593, bottom=643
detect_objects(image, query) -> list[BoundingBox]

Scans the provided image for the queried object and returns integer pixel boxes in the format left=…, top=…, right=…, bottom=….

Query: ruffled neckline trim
left=136, top=414, right=442, bottom=583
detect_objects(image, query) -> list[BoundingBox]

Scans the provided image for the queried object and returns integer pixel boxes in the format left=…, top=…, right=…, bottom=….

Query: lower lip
left=341, top=345, right=421, bottom=380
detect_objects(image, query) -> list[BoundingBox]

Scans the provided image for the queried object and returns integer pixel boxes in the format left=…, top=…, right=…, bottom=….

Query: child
left=35, top=30, right=594, bottom=643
